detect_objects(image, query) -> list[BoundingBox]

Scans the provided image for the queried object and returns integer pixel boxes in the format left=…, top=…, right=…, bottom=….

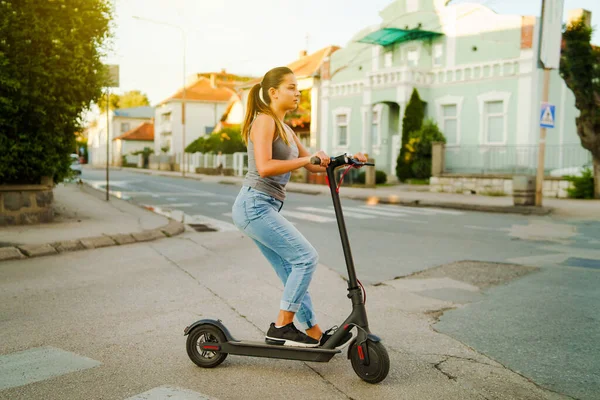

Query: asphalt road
left=78, top=168, right=600, bottom=399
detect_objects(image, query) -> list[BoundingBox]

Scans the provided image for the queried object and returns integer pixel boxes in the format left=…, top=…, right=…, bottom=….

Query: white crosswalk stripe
left=371, top=204, right=464, bottom=215
left=341, top=206, right=409, bottom=217
left=281, top=210, right=336, bottom=223
left=296, top=206, right=375, bottom=219
left=271, top=203, right=462, bottom=224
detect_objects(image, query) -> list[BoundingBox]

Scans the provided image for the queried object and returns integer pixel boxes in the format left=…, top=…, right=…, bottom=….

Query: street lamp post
left=133, top=16, right=187, bottom=177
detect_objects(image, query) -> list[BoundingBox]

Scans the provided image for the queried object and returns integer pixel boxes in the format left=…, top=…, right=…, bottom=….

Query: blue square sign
left=540, top=103, right=556, bottom=128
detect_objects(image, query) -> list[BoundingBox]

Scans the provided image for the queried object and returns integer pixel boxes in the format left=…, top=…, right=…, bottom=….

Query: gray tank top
left=243, top=119, right=299, bottom=201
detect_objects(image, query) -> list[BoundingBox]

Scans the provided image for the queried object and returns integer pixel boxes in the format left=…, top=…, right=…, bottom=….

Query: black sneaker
left=265, top=322, right=319, bottom=348
left=319, top=325, right=353, bottom=349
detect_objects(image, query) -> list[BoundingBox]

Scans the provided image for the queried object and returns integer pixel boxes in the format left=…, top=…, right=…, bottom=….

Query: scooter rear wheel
left=186, top=324, right=228, bottom=368
left=349, top=340, right=390, bottom=384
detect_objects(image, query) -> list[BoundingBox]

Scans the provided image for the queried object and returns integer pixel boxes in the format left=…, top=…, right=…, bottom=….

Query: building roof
left=242, top=46, right=340, bottom=88
left=113, top=106, right=155, bottom=119
left=113, top=122, right=154, bottom=141
left=159, top=70, right=255, bottom=105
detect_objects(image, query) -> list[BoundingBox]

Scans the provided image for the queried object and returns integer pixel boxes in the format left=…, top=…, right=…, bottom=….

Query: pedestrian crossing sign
left=540, top=103, right=556, bottom=128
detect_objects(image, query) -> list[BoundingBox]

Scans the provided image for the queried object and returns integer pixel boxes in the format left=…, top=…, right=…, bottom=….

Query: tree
left=559, top=17, right=600, bottom=198
left=396, top=88, right=424, bottom=181
left=405, top=119, right=446, bottom=179
left=186, top=127, right=246, bottom=154
left=97, top=90, right=150, bottom=113
left=0, top=0, right=112, bottom=184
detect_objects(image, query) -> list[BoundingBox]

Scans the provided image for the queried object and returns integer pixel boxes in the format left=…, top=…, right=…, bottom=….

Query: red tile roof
left=242, top=46, right=340, bottom=88
left=162, top=78, right=235, bottom=104
left=160, top=71, right=255, bottom=105
left=114, top=122, right=154, bottom=141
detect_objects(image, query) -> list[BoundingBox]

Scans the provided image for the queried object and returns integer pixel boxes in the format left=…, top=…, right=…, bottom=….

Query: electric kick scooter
left=184, top=154, right=390, bottom=384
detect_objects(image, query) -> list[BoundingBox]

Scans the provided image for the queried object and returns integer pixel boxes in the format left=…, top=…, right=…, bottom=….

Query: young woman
left=231, top=66, right=366, bottom=348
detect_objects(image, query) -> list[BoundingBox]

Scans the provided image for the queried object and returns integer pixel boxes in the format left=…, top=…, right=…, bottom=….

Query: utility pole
left=535, top=0, right=563, bottom=206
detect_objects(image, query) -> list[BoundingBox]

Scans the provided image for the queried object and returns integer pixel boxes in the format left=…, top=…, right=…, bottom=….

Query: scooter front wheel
left=349, top=340, right=390, bottom=384
left=186, top=324, right=228, bottom=368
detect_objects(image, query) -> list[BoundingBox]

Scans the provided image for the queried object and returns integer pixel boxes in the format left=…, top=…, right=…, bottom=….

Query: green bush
left=396, top=88, right=424, bottom=181
left=0, top=0, right=112, bottom=184
left=565, top=168, right=594, bottom=198
left=405, top=119, right=446, bottom=180
left=357, top=169, right=388, bottom=185
left=186, top=127, right=246, bottom=154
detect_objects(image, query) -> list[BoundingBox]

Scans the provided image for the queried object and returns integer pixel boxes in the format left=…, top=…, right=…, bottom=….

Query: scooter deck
left=216, top=340, right=341, bottom=363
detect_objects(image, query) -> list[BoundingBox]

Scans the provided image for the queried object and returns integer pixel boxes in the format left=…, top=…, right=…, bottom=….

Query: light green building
left=320, top=0, right=590, bottom=179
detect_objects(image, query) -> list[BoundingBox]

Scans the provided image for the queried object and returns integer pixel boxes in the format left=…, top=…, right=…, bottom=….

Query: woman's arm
left=251, top=115, right=311, bottom=178
left=290, top=129, right=328, bottom=173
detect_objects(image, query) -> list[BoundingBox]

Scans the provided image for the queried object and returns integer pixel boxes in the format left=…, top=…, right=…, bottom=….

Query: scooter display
left=184, top=153, right=390, bottom=384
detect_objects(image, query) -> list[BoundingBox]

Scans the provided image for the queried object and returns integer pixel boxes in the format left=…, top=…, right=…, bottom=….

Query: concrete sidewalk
left=0, top=229, right=571, bottom=399
left=0, top=182, right=185, bottom=262
left=99, top=166, right=600, bottom=220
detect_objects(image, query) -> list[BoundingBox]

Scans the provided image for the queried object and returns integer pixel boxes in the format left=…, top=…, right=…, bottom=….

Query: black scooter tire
left=186, top=324, right=228, bottom=368
left=349, top=340, right=390, bottom=384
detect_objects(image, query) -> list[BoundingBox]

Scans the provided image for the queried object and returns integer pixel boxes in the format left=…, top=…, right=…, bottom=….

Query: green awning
left=357, top=28, right=443, bottom=46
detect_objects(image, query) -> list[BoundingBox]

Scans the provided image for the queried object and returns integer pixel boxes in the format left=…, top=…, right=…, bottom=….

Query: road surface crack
left=150, top=245, right=264, bottom=335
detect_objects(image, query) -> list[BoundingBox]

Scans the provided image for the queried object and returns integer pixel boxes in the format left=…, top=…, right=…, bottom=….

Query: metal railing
left=444, top=144, right=592, bottom=176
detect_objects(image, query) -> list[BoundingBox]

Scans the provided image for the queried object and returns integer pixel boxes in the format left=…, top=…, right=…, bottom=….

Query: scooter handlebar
left=310, top=154, right=374, bottom=168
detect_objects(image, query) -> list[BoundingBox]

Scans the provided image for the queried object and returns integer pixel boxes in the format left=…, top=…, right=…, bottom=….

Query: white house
left=112, top=122, right=154, bottom=166
left=87, top=106, right=154, bottom=166
left=154, top=70, right=254, bottom=159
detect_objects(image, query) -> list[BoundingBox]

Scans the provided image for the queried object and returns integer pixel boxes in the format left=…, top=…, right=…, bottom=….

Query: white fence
left=171, top=152, right=248, bottom=176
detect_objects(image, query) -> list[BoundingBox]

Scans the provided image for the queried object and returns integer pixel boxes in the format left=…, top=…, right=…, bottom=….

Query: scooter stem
left=325, top=166, right=359, bottom=290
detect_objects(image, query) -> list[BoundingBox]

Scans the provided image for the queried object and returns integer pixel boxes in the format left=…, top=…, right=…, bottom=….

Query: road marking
left=0, top=346, right=101, bottom=390
left=125, top=385, right=215, bottom=400
left=370, top=204, right=464, bottom=215
left=464, top=225, right=511, bottom=232
left=207, top=202, right=229, bottom=206
left=281, top=210, right=336, bottom=223
left=159, top=203, right=196, bottom=208
left=296, top=206, right=374, bottom=219
left=341, top=206, right=408, bottom=217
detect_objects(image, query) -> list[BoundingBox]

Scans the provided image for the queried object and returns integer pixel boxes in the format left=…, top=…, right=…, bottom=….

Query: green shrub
left=357, top=169, right=388, bottom=185
left=565, top=168, right=594, bottom=198
left=186, top=127, right=246, bottom=154
left=0, top=0, right=112, bottom=184
left=405, top=119, right=446, bottom=180
left=396, top=88, right=424, bottom=181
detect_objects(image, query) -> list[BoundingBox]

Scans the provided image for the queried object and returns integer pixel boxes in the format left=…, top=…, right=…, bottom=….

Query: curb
left=0, top=220, right=186, bottom=263
left=86, top=166, right=555, bottom=216
left=0, top=181, right=187, bottom=263
left=341, top=194, right=554, bottom=216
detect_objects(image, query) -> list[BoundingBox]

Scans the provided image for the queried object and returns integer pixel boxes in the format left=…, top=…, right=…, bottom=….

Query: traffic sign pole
left=535, top=68, right=551, bottom=206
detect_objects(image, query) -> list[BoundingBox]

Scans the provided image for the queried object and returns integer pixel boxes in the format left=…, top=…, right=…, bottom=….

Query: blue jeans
left=231, top=185, right=318, bottom=330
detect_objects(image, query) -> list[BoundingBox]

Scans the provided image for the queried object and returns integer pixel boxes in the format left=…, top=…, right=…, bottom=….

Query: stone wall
left=430, top=175, right=573, bottom=198
left=0, top=179, right=54, bottom=225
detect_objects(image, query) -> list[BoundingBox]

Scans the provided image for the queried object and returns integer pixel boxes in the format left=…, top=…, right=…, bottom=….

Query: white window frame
left=433, top=43, right=443, bottom=67
left=477, top=91, right=511, bottom=146
left=435, top=95, right=463, bottom=147
left=371, top=104, right=383, bottom=149
left=121, top=122, right=130, bottom=133
left=333, top=107, right=351, bottom=150
left=407, top=47, right=419, bottom=67
left=384, top=50, right=393, bottom=68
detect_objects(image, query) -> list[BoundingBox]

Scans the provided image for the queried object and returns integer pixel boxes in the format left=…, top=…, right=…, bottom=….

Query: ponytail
left=242, top=67, right=294, bottom=146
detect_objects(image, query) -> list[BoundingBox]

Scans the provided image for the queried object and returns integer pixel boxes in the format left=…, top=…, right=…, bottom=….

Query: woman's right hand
left=310, top=150, right=330, bottom=167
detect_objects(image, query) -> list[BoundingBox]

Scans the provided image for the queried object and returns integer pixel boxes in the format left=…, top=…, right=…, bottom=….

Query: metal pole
left=181, top=30, right=186, bottom=177
left=106, top=87, right=110, bottom=201
left=535, top=68, right=551, bottom=206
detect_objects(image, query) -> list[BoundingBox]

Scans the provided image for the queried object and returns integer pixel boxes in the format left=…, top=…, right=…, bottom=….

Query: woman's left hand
left=352, top=152, right=368, bottom=166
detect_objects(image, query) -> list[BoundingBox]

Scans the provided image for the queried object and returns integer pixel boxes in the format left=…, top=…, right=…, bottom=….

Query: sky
left=101, top=0, right=600, bottom=107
